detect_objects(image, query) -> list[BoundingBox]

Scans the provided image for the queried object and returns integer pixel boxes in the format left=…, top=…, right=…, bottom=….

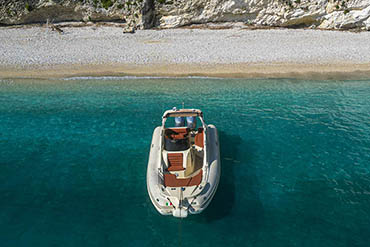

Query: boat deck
left=167, top=153, right=185, bottom=171
left=163, top=127, right=204, bottom=187
left=164, top=170, right=203, bottom=187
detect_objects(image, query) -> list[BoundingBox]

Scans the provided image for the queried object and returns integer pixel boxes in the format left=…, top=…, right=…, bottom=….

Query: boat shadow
left=192, top=130, right=263, bottom=224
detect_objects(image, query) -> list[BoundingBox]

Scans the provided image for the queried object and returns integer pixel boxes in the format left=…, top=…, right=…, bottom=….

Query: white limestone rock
left=156, top=0, right=370, bottom=30
left=319, top=5, right=370, bottom=29
left=1, top=0, right=370, bottom=30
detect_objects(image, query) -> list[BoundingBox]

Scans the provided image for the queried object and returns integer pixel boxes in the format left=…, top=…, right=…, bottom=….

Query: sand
left=1, top=26, right=370, bottom=79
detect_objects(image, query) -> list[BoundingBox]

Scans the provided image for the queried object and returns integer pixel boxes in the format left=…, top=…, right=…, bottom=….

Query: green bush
left=25, top=3, right=33, bottom=11
left=101, top=0, right=114, bottom=9
left=7, top=9, right=13, bottom=16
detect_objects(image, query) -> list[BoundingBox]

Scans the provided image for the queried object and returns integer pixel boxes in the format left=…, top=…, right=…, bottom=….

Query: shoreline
left=1, top=63, right=370, bottom=80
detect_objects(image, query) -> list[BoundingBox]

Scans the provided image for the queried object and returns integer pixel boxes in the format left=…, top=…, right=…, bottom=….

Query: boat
left=146, top=108, right=221, bottom=218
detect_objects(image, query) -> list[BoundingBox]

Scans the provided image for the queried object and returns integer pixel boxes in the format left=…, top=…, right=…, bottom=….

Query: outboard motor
left=175, top=117, right=185, bottom=127
left=186, top=116, right=197, bottom=129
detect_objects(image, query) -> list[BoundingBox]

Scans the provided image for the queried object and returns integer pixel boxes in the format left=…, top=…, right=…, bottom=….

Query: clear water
left=1, top=78, right=370, bottom=246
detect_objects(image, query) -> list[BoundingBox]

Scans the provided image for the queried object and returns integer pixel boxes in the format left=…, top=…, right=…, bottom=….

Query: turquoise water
left=1, top=77, right=370, bottom=246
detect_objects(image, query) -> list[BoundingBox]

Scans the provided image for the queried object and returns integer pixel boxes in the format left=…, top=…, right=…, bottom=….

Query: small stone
left=123, top=26, right=135, bottom=34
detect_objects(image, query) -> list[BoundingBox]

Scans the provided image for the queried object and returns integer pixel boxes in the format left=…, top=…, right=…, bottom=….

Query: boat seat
left=165, top=128, right=189, bottom=140
left=164, top=170, right=202, bottom=187
left=194, top=128, right=204, bottom=148
left=167, top=153, right=185, bottom=171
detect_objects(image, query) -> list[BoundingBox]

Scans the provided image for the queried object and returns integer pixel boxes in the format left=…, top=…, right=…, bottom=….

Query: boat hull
left=146, top=125, right=221, bottom=217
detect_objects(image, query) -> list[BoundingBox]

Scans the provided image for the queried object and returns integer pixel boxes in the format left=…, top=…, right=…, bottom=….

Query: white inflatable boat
left=147, top=108, right=221, bottom=218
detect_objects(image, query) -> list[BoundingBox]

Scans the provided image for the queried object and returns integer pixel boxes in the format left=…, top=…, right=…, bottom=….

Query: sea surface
left=0, top=77, right=370, bottom=247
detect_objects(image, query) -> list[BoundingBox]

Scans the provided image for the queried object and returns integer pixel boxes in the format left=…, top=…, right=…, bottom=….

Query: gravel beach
left=1, top=26, right=370, bottom=78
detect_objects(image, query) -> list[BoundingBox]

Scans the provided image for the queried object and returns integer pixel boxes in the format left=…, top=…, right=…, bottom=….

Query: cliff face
left=1, top=0, right=370, bottom=30
left=156, top=0, right=370, bottom=30
left=0, top=0, right=145, bottom=26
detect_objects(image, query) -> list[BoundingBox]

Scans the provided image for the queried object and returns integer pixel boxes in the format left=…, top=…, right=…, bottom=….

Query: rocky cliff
left=0, top=0, right=146, bottom=27
left=1, top=0, right=370, bottom=30
left=156, top=0, right=370, bottom=30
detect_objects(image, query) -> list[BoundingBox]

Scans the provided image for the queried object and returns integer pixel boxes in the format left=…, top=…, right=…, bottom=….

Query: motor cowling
left=186, top=116, right=197, bottom=129
left=175, top=117, right=185, bottom=127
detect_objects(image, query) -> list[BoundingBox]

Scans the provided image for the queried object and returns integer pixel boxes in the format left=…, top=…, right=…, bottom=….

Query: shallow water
left=1, top=77, right=370, bottom=247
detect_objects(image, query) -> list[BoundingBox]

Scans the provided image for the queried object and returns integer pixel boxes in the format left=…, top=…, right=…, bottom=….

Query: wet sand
left=1, top=63, right=370, bottom=80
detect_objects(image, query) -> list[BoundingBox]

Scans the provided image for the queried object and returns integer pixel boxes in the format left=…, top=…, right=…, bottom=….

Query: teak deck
left=167, top=153, right=185, bottom=171
left=164, top=170, right=203, bottom=187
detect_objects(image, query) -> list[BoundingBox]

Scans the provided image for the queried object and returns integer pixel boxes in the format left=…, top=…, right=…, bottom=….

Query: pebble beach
left=1, top=26, right=370, bottom=78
